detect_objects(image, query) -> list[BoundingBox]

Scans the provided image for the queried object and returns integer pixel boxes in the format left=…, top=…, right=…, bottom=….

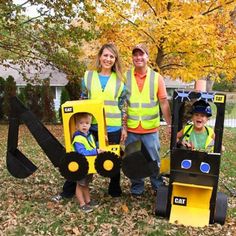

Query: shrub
left=41, top=79, right=56, bottom=123
left=2, top=75, right=16, bottom=120
left=58, top=87, right=70, bottom=122
left=0, top=77, right=5, bottom=120
left=213, top=76, right=235, bottom=92
left=65, top=77, right=81, bottom=100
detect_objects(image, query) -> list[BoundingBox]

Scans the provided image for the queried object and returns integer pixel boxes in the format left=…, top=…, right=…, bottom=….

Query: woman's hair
left=96, top=43, right=125, bottom=82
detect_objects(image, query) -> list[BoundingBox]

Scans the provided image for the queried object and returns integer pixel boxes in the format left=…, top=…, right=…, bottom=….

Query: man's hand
left=120, top=128, right=127, bottom=144
left=167, top=124, right=171, bottom=135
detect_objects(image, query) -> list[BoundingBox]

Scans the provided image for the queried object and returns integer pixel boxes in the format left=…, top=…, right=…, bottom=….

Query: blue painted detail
left=181, top=159, right=192, bottom=169
left=200, top=162, right=210, bottom=173
left=198, top=92, right=215, bottom=102
left=174, top=90, right=191, bottom=102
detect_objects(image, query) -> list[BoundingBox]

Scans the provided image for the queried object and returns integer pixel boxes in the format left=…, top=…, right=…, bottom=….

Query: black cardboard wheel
left=95, top=151, right=121, bottom=177
left=214, top=192, right=228, bottom=225
left=155, top=186, right=169, bottom=217
left=59, top=152, right=89, bottom=181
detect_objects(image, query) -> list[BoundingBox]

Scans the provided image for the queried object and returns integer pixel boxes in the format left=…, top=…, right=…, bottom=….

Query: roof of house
left=0, top=60, right=194, bottom=89
left=164, top=76, right=194, bottom=89
left=0, top=60, right=68, bottom=86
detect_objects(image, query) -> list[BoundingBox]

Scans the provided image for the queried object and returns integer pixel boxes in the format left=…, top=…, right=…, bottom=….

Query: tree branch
left=97, top=0, right=156, bottom=43
left=17, top=0, right=31, bottom=8
left=187, top=0, right=234, bottom=19
left=117, top=13, right=156, bottom=43
left=142, top=0, right=157, bottom=16
left=160, top=63, right=184, bottom=70
left=22, top=10, right=49, bottom=24
left=0, top=42, right=41, bottom=60
left=202, top=0, right=234, bottom=15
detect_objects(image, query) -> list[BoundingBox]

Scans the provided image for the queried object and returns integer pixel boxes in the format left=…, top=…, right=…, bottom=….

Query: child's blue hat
left=192, top=100, right=212, bottom=117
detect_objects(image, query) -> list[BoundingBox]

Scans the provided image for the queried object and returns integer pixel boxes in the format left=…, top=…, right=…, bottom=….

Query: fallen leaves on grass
left=0, top=125, right=236, bottom=236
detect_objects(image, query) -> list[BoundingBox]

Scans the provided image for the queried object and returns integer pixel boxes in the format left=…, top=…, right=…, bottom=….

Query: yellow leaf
left=72, top=227, right=81, bottom=235
left=121, top=204, right=129, bottom=213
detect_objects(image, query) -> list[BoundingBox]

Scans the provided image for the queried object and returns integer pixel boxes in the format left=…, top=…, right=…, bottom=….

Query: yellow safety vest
left=84, top=71, right=124, bottom=127
left=126, top=67, right=160, bottom=129
left=71, top=133, right=96, bottom=152
left=183, top=124, right=214, bottom=151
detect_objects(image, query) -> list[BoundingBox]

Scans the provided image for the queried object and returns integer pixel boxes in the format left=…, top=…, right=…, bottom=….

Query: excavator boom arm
left=6, top=96, right=66, bottom=178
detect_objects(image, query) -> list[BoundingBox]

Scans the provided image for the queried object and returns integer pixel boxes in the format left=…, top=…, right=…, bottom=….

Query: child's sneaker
left=88, top=200, right=99, bottom=208
left=51, top=194, right=63, bottom=203
left=80, top=204, right=93, bottom=213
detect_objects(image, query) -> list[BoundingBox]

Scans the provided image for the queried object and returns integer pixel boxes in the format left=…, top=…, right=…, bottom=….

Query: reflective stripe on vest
left=126, top=67, right=160, bottom=129
left=71, top=134, right=96, bottom=152
left=183, top=124, right=214, bottom=150
left=84, top=70, right=124, bottom=126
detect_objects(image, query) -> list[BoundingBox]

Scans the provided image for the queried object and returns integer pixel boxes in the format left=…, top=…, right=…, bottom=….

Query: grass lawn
left=0, top=125, right=235, bottom=236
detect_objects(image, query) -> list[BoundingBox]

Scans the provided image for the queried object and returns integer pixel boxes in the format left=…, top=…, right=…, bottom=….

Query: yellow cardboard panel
left=169, top=206, right=210, bottom=227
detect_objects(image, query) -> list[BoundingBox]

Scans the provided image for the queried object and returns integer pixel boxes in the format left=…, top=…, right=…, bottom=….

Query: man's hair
left=132, top=43, right=149, bottom=56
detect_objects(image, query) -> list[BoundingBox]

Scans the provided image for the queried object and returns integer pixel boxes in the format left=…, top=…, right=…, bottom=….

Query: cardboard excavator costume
left=6, top=89, right=227, bottom=227
left=7, top=99, right=121, bottom=181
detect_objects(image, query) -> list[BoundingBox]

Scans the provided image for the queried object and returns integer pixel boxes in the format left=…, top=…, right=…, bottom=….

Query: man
left=125, top=43, right=171, bottom=197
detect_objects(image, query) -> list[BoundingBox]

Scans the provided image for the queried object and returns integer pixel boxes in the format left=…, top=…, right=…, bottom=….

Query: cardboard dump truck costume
left=154, top=90, right=228, bottom=227
left=6, top=89, right=227, bottom=227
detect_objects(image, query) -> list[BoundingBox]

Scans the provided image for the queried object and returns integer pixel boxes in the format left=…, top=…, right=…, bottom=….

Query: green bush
left=213, top=78, right=235, bottom=92
left=226, top=102, right=235, bottom=115
left=65, top=77, right=81, bottom=100
left=58, top=87, right=70, bottom=122
left=19, top=80, right=56, bottom=123
left=2, top=75, right=16, bottom=120
left=21, top=83, right=43, bottom=120
left=41, top=79, right=56, bottom=123
left=0, top=77, right=5, bottom=120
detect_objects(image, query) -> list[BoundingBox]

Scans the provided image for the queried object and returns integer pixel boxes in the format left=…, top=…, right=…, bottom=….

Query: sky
left=13, top=0, right=41, bottom=17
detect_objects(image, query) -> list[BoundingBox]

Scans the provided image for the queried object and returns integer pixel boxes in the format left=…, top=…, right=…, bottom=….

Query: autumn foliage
left=94, top=0, right=236, bottom=82
left=0, top=1, right=235, bottom=83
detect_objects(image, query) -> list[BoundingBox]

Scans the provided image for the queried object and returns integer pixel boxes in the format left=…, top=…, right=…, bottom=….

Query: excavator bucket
left=7, top=149, right=37, bottom=178
left=122, top=140, right=160, bottom=179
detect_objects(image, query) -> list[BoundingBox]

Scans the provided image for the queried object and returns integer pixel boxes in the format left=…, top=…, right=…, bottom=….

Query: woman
left=52, top=43, right=127, bottom=202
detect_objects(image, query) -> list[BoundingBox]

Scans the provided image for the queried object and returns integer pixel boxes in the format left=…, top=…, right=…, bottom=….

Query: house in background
left=0, top=60, right=68, bottom=110
left=159, top=77, right=194, bottom=123
left=0, top=60, right=194, bottom=110
left=164, top=76, right=195, bottom=99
